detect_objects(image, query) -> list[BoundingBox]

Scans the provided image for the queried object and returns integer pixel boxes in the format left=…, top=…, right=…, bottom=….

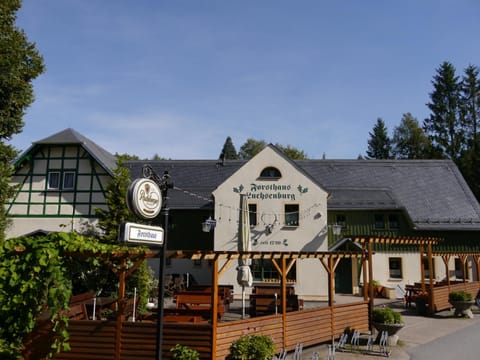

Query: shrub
left=228, top=334, right=276, bottom=360
left=170, top=344, right=200, bottom=360
left=371, top=306, right=402, bottom=324
left=449, top=290, right=473, bottom=302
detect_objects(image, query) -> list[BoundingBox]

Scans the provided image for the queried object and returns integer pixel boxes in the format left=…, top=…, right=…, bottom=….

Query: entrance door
left=335, top=258, right=352, bottom=294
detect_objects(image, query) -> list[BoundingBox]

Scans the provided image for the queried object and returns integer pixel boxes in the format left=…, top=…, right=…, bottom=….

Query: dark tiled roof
left=125, top=159, right=245, bottom=209
left=126, top=158, right=480, bottom=231
left=24, top=128, right=117, bottom=175
left=298, top=159, right=480, bottom=230
left=21, top=129, right=480, bottom=231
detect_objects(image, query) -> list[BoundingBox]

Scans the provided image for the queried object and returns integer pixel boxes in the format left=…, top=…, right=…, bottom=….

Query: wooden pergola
left=171, top=249, right=367, bottom=353
left=353, top=235, right=442, bottom=312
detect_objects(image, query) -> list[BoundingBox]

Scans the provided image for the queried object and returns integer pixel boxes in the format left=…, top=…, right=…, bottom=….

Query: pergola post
left=474, top=255, right=480, bottom=282
left=427, top=243, right=435, bottom=314
left=211, top=255, right=219, bottom=360
left=441, top=255, right=451, bottom=287
left=419, top=245, right=426, bottom=293
left=458, top=254, right=468, bottom=287
left=367, top=241, right=374, bottom=312
left=319, top=254, right=341, bottom=343
left=361, top=243, right=368, bottom=301
left=115, top=258, right=127, bottom=360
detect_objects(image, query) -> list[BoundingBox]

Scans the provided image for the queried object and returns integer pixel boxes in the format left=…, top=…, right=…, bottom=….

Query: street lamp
left=201, top=217, right=216, bottom=232
left=142, top=164, right=173, bottom=360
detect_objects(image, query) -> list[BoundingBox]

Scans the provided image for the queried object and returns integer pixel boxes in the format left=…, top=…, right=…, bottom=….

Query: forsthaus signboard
left=120, top=222, right=164, bottom=246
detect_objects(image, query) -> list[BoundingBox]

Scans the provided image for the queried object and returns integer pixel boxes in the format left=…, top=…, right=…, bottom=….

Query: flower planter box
left=449, top=300, right=475, bottom=318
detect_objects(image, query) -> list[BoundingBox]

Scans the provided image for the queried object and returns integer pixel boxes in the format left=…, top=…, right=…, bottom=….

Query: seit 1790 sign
left=123, top=178, right=164, bottom=246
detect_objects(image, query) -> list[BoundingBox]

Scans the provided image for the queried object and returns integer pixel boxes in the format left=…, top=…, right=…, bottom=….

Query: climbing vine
left=0, top=232, right=148, bottom=359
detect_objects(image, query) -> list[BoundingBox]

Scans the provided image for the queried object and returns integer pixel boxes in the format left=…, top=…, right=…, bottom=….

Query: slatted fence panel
left=285, top=306, right=332, bottom=349
left=333, top=302, right=369, bottom=336
left=216, top=314, right=283, bottom=359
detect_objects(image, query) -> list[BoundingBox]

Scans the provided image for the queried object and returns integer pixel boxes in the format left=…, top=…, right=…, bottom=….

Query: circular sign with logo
left=126, top=178, right=162, bottom=219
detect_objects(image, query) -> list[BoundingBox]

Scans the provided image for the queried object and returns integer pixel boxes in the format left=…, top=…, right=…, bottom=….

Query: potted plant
left=448, top=290, right=475, bottom=318
left=228, top=334, right=276, bottom=360
left=170, top=344, right=200, bottom=360
left=371, top=306, right=404, bottom=340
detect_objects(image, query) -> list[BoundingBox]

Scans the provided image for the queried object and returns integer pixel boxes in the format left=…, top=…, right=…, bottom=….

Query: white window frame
left=63, top=171, right=75, bottom=190
left=47, top=171, right=60, bottom=190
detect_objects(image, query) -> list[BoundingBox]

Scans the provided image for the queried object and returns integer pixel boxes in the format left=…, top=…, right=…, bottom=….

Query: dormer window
left=260, top=166, right=281, bottom=179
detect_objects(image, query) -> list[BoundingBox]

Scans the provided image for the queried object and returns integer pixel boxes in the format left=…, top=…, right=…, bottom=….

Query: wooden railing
left=432, top=282, right=480, bottom=312
left=24, top=301, right=369, bottom=360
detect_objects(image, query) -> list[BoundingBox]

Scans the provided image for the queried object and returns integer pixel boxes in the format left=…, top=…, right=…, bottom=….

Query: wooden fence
left=432, top=282, right=480, bottom=312
left=24, top=301, right=369, bottom=360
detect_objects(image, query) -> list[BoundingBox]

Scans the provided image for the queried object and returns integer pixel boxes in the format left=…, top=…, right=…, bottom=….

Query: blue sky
left=12, top=1, right=480, bottom=159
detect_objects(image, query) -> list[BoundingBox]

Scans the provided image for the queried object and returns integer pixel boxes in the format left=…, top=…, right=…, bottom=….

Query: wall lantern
left=202, top=217, right=216, bottom=233
left=332, top=223, right=342, bottom=236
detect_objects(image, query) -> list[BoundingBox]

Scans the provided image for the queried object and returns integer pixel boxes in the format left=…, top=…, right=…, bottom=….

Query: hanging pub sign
left=120, top=222, right=164, bottom=246
left=123, top=178, right=164, bottom=246
left=126, top=178, right=162, bottom=219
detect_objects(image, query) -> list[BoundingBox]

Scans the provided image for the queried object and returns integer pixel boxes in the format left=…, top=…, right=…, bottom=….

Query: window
left=251, top=259, right=296, bottom=282
left=454, top=258, right=468, bottom=279
left=422, top=258, right=436, bottom=279
left=259, top=166, right=281, bottom=178
left=388, top=214, right=399, bottom=229
left=248, top=204, right=257, bottom=226
left=47, top=172, right=60, bottom=189
left=389, top=257, right=403, bottom=279
left=374, top=214, right=385, bottom=229
left=47, top=170, right=76, bottom=190
left=284, top=204, right=299, bottom=226
left=63, top=171, right=75, bottom=190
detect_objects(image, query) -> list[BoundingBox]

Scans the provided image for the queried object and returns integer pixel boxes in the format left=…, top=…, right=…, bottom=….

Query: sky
left=12, top=0, right=480, bottom=160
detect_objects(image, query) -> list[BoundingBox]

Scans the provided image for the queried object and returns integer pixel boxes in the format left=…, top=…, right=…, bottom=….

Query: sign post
left=125, top=165, right=172, bottom=360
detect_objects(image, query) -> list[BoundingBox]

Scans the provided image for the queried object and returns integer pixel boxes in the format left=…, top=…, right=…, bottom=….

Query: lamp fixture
left=332, top=223, right=342, bottom=236
left=202, top=217, right=216, bottom=233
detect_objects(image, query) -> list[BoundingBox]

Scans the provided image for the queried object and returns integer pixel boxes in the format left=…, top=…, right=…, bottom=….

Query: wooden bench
left=174, top=293, right=225, bottom=319
left=249, top=294, right=301, bottom=317
left=186, top=285, right=234, bottom=304
left=253, top=285, right=295, bottom=296
left=67, top=303, right=88, bottom=320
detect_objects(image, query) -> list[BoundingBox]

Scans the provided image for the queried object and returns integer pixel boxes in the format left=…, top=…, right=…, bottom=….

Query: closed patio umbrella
left=237, top=194, right=253, bottom=319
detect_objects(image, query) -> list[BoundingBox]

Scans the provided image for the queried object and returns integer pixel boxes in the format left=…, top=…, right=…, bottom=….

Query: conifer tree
left=424, top=61, right=464, bottom=161
left=366, top=118, right=392, bottom=159
left=219, top=136, right=238, bottom=160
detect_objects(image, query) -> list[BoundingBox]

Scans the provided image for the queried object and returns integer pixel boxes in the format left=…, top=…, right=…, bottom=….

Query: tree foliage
left=94, top=158, right=155, bottom=309
left=392, top=113, right=431, bottom=159
left=366, top=118, right=392, bottom=159
left=219, top=136, right=238, bottom=160
left=275, top=143, right=308, bottom=159
left=236, top=138, right=307, bottom=160
left=424, top=61, right=464, bottom=160
left=95, top=158, right=135, bottom=244
left=0, top=0, right=44, bottom=240
left=0, top=232, right=143, bottom=359
left=238, top=138, right=267, bottom=159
